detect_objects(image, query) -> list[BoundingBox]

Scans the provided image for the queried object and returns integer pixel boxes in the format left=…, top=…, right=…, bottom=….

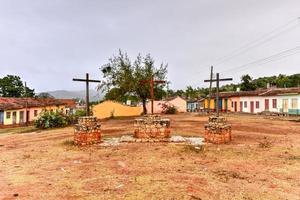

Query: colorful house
left=93, top=100, right=143, bottom=119
left=204, top=87, right=300, bottom=115
left=146, top=96, right=187, bottom=114
left=0, top=97, right=76, bottom=127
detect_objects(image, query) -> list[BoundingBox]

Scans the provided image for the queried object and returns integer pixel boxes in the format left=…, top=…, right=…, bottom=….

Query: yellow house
left=93, top=100, right=143, bottom=119
left=0, top=97, right=76, bottom=127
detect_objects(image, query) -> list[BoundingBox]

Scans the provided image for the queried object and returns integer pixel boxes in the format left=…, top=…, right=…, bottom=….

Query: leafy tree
left=0, top=75, right=35, bottom=97
left=240, top=74, right=257, bottom=91
left=37, top=92, right=54, bottom=99
left=100, top=50, right=168, bottom=114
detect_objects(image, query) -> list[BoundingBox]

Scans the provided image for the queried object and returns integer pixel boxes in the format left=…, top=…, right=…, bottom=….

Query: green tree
left=240, top=74, right=257, bottom=91
left=0, top=75, right=35, bottom=97
left=100, top=50, right=168, bottom=114
left=37, top=92, right=54, bottom=98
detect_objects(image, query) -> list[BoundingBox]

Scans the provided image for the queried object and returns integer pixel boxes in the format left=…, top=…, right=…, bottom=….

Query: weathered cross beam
left=204, top=73, right=232, bottom=117
left=73, top=73, right=101, bottom=116
left=140, top=75, right=166, bottom=114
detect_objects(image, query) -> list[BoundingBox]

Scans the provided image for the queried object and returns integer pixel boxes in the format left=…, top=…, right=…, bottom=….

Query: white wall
left=239, top=96, right=280, bottom=113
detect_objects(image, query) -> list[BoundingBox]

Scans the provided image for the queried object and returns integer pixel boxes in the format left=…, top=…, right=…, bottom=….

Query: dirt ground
left=0, top=113, right=300, bottom=200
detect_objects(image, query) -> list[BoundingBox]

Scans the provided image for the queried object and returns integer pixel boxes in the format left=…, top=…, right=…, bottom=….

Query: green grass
left=0, top=126, right=39, bottom=135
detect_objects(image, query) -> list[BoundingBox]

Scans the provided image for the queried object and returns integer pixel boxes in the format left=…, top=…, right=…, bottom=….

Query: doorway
left=282, top=99, right=288, bottom=113
left=250, top=101, right=254, bottom=113
left=12, top=111, right=17, bottom=125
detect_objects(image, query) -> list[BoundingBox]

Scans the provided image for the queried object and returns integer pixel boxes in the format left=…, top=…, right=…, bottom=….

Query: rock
left=185, top=137, right=205, bottom=146
left=169, top=135, right=186, bottom=143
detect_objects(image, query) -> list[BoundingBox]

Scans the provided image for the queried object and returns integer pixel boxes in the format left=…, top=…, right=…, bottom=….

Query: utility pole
left=207, top=66, right=213, bottom=113
left=24, top=82, right=28, bottom=126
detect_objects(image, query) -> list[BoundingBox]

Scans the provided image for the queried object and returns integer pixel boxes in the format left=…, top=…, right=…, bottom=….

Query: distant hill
left=44, top=90, right=104, bottom=102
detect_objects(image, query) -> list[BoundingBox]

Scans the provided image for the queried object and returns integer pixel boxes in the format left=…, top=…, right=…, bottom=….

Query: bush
left=161, top=103, right=178, bottom=114
left=34, top=110, right=68, bottom=129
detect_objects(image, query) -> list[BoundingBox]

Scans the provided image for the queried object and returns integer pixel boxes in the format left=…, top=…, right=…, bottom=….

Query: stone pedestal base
left=204, top=116, right=232, bottom=144
left=134, top=115, right=171, bottom=139
left=74, top=116, right=101, bottom=146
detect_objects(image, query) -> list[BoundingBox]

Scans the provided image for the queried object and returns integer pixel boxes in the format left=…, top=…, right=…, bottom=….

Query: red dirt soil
left=0, top=113, right=300, bottom=200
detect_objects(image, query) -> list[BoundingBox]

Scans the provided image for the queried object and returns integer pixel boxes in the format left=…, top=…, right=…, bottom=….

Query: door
left=0, top=111, right=3, bottom=125
left=219, top=99, right=222, bottom=111
left=19, top=111, right=24, bottom=124
left=234, top=102, right=237, bottom=112
left=26, top=110, right=30, bottom=123
left=240, top=102, right=243, bottom=112
left=12, top=111, right=17, bottom=125
left=250, top=101, right=254, bottom=113
left=282, top=99, right=288, bottom=113
left=265, top=99, right=269, bottom=111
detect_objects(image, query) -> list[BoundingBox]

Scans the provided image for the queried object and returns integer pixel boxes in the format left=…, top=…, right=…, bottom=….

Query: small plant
left=161, top=103, right=178, bottom=114
left=258, top=137, right=272, bottom=148
left=62, top=140, right=75, bottom=146
left=109, top=109, right=115, bottom=119
left=34, top=110, right=68, bottom=129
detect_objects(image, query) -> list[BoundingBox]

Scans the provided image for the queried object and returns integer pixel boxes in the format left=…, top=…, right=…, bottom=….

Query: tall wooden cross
left=204, top=73, right=232, bottom=117
left=73, top=73, right=101, bottom=116
left=140, top=75, right=166, bottom=114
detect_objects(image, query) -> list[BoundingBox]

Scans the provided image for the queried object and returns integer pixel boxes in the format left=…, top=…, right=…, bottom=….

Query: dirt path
left=0, top=113, right=300, bottom=199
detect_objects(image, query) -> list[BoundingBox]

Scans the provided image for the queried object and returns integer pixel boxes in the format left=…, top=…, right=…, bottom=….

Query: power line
left=214, top=17, right=300, bottom=66
left=220, top=46, right=300, bottom=74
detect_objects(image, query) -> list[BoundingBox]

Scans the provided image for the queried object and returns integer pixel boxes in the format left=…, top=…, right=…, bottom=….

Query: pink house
left=146, top=96, right=187, bottom=114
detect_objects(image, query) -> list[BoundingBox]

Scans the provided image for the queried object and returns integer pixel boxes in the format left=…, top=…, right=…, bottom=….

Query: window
left=256, top=101, right=259, bottom=109
left=232, top=101, right=234, bottom=107
left=34, top=110, right=38, bottom=117
left=292, top=98, right=298, bottom=109
left=244, top=101, right=247, bottom=108
left=6, top=112, right=11, bottom=119
left=272, top=99, right=277, bottom=109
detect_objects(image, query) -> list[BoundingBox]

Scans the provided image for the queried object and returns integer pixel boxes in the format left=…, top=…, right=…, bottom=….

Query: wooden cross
left=140, top=75, right=166, bottom=114
left=204, top=73, right=232, bottom=117
left=73, top=73, right=101, bottom=116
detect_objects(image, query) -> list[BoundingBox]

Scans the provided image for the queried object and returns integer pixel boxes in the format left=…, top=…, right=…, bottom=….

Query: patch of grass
left=213, top=169, right=245, bottom=183
left=182, top=145, right=205, bottom=153
left=287, top=155, right=300, bottom=161
left=258, top=137, right=272, bottom=148
left=0, top=126, right=38, bottom=135
left=62, top=140, right=75, bottom=146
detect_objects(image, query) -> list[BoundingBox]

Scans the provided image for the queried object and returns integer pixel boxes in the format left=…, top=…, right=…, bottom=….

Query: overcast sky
left=0, top=0, right=299, bottom=92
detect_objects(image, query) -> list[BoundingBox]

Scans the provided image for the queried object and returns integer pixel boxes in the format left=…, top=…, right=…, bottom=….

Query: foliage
left=0, top=75, right=35, bottom=97
left=100, top=50, right=168, bottom=114
left=34, top=111, right=69, bottom=129
left=161, top=103, right=178, bottom=114
left=240, top=74, right=257, bottom=91
left=36, top=92, right=54, bottom=98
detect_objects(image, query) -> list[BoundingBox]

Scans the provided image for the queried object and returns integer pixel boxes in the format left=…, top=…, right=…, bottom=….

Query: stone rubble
left=134, top=115, right=171, bottom=138
left=204, top=116, right=232, bottom=144
left=74, top=116, right=102, bottom=146
left=98, top=135, right=204, bottom=147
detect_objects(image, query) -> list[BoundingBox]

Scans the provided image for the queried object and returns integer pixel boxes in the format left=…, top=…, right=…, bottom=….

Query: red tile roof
left=0, top=97, right=76, bottom=110
left=211, top=87, right=300, bottom=98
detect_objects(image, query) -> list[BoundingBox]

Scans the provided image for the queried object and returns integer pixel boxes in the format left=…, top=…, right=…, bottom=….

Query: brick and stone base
left=74, top=116, right=101, bottom=146
left=134, top=115, right=171, bottom=139
left=204, top=116, right=232, bottom=144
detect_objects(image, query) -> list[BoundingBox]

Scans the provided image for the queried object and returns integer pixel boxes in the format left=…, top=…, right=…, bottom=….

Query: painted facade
left=146, top=96, right=187, bottom=114
left=0, top=98, right=76, bottom=127
left=204, top=87, right=300, bottom=115
left=93, top=100, right=143, bottom=119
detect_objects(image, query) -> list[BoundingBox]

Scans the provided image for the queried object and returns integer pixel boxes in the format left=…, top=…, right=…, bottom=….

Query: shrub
left=161, top=103, right=178, bottom=114
left=34, top=110, right=68, bottom=129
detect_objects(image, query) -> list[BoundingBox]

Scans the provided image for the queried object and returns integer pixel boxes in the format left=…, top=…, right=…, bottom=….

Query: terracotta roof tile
left=0, top=97, right=76, bottom=110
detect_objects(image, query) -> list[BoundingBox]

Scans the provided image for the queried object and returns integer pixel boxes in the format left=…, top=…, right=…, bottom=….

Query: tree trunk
left=142, top=99, right=147, bottom=115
